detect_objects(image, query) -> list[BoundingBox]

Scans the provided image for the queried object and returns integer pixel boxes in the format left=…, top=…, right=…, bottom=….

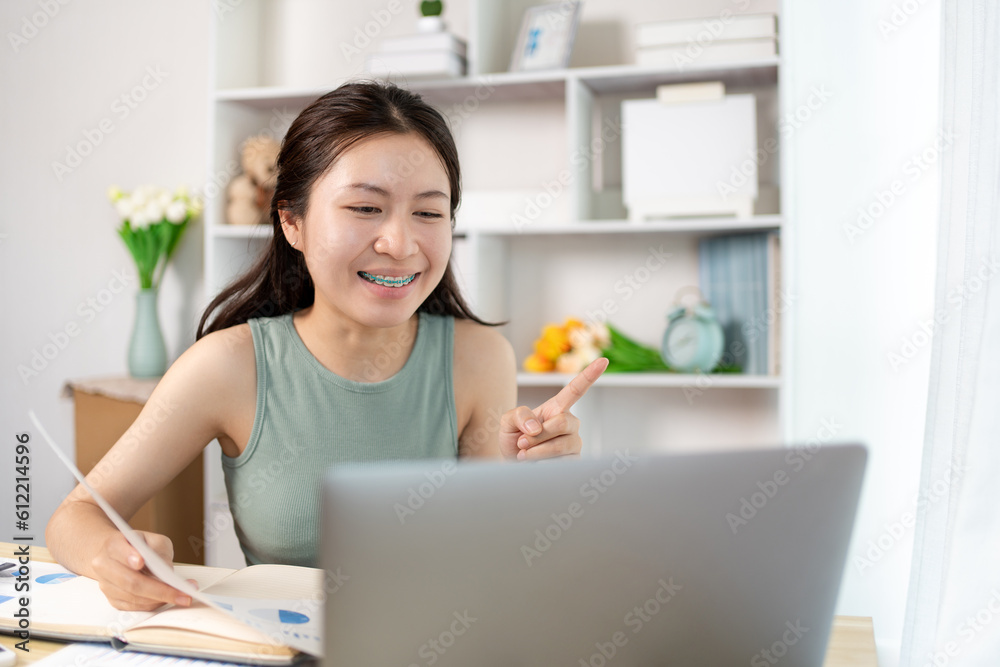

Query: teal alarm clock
left=661, top=288, right=725, bottom=373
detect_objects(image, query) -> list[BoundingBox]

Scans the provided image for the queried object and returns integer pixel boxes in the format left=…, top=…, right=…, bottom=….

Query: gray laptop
left=320, top=443, right=866, bottom=666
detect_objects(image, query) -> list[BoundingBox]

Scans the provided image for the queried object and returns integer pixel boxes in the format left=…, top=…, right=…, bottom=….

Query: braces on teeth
left=360, top=271, right=416, bottom=287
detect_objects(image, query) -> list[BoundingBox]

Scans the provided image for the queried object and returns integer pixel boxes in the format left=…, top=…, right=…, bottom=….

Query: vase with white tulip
left=107, top=184, right=202, bottom=378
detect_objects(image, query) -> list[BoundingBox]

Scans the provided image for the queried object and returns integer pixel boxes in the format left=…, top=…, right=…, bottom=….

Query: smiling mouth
left=359, top=271, right=417, bottom=287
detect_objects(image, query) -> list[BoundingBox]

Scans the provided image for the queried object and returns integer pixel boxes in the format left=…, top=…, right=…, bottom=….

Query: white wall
left=0, top=0, right=210, bottom=541
left=783, top=1, right=940, bottom=665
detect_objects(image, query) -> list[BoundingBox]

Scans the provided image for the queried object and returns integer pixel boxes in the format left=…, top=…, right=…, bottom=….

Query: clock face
left=666, top=319, right=700, bottom=368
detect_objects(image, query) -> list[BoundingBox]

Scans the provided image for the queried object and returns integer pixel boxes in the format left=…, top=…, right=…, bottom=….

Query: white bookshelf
left=203, top=0, right=787, bottom=567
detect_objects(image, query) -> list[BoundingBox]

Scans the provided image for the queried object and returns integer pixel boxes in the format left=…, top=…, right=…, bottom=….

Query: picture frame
left=509, top=1, right=583, bottom=72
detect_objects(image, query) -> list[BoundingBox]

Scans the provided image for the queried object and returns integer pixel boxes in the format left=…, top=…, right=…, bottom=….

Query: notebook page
left=202, top=564, right=324, bottom=600
left=0, top=559, right=234, bottom=636
left=0, top=561, right=148, bottom=636
left=128, top=566, right=324, bottom=655
left=126, top=601, right=284, bottom=646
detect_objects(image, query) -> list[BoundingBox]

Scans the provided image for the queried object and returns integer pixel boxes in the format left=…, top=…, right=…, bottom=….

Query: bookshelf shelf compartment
left=211, top=224, right=273, bottom=239
left=213, top=60, right=779, bottom=108
left=518, top=372, right=781, bottom=389
left=457, top=215, right=782, bottom=236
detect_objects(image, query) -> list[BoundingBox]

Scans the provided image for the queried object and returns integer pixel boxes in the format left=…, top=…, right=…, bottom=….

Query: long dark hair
left=197, top=80, right=493, bottom=339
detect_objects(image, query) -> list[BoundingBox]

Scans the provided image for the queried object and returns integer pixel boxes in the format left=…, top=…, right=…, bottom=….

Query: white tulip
left=587, top=321, right=611, bottom=349
left=116, top=199, right=134, bottom=219
left=556, top=351, right=587, bottom=375
left=568, top=326, right=595, bottom=350
left=131, top=210, right=149, bottom=227
left=577, top=344, right=602, bottom=365
left=166, top=201, right=186, bottom=223
left=144, top=202, right=165, bottom=223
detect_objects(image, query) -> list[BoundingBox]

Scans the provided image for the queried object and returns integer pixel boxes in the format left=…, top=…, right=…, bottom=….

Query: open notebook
left=6, top=411, right=324, bottom=664
left=0, top=558, right=322, bottom=664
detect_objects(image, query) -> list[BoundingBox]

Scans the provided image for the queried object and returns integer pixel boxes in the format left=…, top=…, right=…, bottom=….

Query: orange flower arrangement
left=524, top=318, right=611, bottom=374
left=524, top=318, right=677, bottom=374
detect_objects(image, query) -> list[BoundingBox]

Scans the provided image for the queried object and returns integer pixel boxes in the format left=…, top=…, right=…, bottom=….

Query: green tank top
left=222, top=311, right=458, bottom=567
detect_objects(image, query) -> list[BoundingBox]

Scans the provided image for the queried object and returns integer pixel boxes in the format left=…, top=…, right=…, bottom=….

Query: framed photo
left=509, top=2, right=583, bottom=72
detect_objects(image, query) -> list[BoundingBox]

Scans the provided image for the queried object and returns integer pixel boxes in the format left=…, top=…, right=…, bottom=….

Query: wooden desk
left=0, top=545, right=878, bottom=665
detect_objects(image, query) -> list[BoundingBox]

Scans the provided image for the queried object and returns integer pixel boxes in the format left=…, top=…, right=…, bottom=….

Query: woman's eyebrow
left=343, top=182, right=448, bottom=201
left=414, top=190, right=449, bottom=201
left=344, top=182, right=389, bottom=197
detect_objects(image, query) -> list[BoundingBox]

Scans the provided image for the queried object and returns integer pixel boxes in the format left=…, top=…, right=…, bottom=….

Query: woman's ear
left=278, top=208, right=301, bottom=249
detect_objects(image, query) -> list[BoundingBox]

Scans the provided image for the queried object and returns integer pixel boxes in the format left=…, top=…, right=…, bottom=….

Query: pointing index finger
left=537, top=357, right=609, bottom=420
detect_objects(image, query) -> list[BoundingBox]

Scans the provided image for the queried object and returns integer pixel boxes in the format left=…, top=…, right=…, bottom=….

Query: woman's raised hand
left=500, top=357, right=609, bottom=461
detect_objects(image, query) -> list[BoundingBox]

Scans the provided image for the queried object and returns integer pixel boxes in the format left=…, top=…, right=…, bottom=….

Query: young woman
left=45, top=80, right=606, bottom=611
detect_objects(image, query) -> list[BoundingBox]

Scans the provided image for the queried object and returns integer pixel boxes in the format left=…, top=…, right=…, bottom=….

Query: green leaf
left=421, top=0, right=443, bottom=16
left=163, top=218, right=188, bottom=261
left=601, top=324, right=673, bottom=373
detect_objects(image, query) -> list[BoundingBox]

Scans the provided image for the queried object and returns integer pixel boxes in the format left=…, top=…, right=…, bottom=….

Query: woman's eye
left=348, top=206, right=380, bottom=214
left=416, top=212, right=444, bottom=219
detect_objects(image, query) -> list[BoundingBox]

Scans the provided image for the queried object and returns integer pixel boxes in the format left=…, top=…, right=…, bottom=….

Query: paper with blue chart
left=27, top=410, right=324, bottom=657
left=0, top=560, right=230, bottom=636
left=1, top=559, right=153, bottom=634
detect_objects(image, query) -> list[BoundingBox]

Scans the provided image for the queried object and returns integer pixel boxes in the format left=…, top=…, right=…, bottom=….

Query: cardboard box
left=66, top=378, right=204, bottom=564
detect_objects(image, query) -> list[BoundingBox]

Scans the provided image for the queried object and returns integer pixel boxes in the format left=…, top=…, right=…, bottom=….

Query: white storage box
left=622, top=94, right=758, bottom=220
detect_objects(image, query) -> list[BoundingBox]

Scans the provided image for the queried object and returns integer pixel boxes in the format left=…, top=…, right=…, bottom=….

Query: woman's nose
left=373, top=211, right=418, bottom=258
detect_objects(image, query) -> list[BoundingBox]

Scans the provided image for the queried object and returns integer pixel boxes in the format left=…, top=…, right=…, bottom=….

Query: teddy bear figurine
left=225, top=134, right=280, bottom=225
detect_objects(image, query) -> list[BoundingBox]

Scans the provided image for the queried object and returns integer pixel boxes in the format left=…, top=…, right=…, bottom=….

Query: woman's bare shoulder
left=159, top=324, right=257, bottom=454
left=191, top=323, right=255, bottom=372
left=453, top=318, right=516, bottom=417
left=453, top=318, right=515, bottom=374
left=159, top=323, right=257, bottom=419
left=452, top=319, right=515, bottom=458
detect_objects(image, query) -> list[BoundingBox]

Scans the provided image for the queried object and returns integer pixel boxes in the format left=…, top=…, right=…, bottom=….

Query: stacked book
left=698, top=231, right=782, bottom=376
left=634, top=13, right=777, bottom=68
left=365, top=31, right=467, bottom=80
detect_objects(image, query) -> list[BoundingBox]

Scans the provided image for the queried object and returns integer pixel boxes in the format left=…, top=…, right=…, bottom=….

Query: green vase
left=128, top=287, right=167, bottom=378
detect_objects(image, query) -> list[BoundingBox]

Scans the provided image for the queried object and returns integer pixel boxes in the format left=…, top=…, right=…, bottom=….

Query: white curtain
left=900, top=1, right=1000, bottom=665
